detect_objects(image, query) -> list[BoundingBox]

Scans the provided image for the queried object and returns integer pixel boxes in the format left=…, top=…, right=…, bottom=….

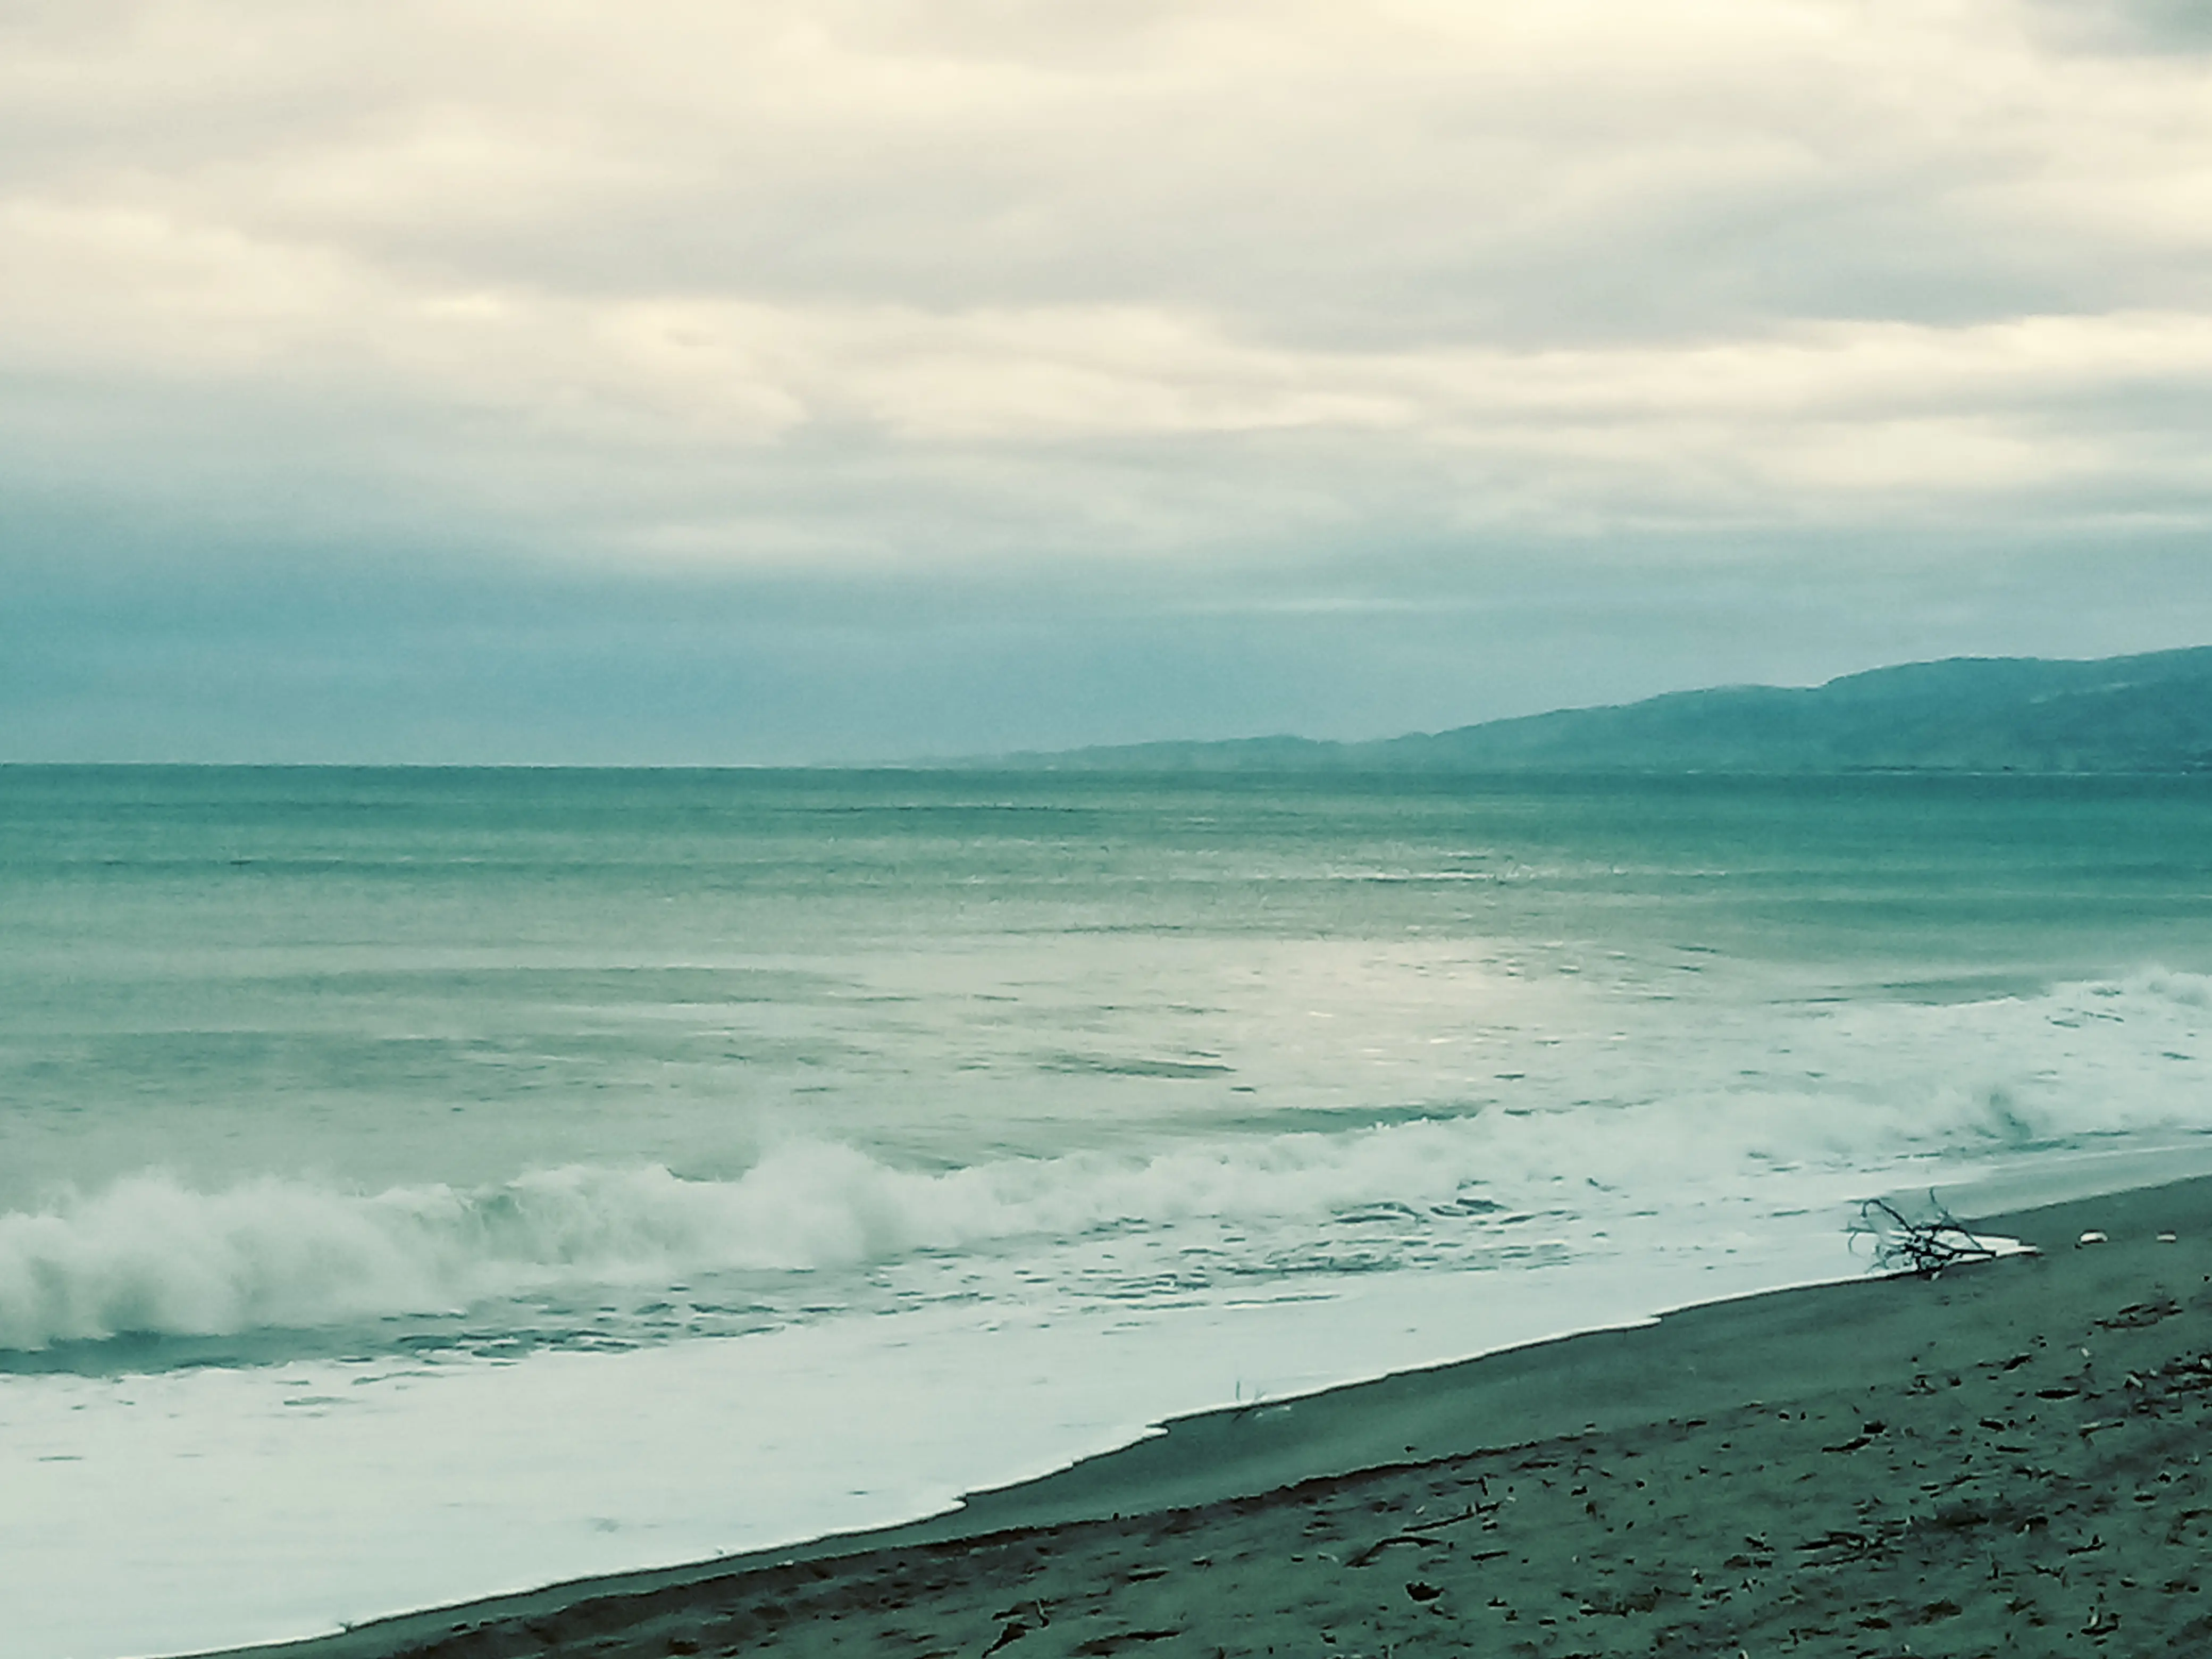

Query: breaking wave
left=3, top=1134, right=1510, bottom=1350
left=5, top=969, right=2208, bottom=1353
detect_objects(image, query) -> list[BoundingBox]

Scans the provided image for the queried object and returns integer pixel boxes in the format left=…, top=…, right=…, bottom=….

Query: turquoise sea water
left=4, top=767, right=2211, bottom=1654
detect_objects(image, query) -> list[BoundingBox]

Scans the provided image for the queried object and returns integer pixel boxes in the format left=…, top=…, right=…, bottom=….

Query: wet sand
left=205, top=1177, right=2212, bottom=1658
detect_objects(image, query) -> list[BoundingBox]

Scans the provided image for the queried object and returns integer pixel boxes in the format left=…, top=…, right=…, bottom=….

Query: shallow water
left=3, top=767, right=2209, bottom=1655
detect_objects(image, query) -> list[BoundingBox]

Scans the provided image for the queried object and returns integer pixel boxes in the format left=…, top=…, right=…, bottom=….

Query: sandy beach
left=204, top=1176, right=2212, bottom=1658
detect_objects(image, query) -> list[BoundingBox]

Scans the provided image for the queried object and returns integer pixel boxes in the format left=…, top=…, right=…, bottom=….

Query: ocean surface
left=5, top=766, right=2211, bottom=1657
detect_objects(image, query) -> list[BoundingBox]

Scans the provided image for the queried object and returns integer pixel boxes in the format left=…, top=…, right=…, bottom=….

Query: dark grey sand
left=205, top=1178, right=2212, bottom=1658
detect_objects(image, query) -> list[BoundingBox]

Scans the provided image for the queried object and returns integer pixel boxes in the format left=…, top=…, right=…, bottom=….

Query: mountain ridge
left=978, top=646, right=2212, bottom=774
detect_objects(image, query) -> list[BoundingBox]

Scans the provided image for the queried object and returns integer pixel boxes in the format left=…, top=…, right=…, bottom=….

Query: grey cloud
left=9, top=520, right=2211, bottom=764
left=11, top=3, right=2199, bottom=350
left=3, top=2, right=2210, bottom=760
left=2031, top=0, right=2212, bottom=55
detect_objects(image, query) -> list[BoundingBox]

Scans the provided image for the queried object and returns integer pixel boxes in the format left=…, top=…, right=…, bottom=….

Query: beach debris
left=2097, top=1297, right=2180, bottom=1331
left=1822, top=1419, right=1888, bottom=1453
left=1853, top=1194, right=2000, bottom=1278
left=2159, top=1231, right=2179, bottom=1242
left=1347, top=1532, right=1449, bottom=1566
left=1796, top=1528, right=1880, bottom=1561
left=1405, top=1503, right=1486, bottom=1532
left=2078, top=1229, right=2108, bottom=1246
left=1580, top=1586, right=1669, bottom=1615
left=1066, top=1629, right=1181, bottom=1653
left=982, top=1600, right=1051, bottom=1655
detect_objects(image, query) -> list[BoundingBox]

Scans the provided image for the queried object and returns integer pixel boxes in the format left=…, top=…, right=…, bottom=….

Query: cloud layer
left=5, top=1, right=2210, bottom=755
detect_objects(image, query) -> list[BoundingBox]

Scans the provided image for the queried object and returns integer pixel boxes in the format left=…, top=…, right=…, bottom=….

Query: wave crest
left=0, top=1134, right=1496, bottom=1350
left=6, top=968, right=2208, bottom=1351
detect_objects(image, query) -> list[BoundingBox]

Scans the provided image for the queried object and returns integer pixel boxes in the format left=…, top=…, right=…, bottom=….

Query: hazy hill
left=993, top=647, right=2212, bottom=774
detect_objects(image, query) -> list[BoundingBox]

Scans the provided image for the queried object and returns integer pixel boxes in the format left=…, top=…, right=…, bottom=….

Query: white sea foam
left=0, top=1234, right=1859, bottom=1659
left=0, top=1145, right=1508, bottom=1349
left=5, top=970, right=2207, bottom=1352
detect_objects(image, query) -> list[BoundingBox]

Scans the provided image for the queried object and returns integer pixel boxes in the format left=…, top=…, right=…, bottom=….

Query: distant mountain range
left=988, top=646, right=2212, bottom=774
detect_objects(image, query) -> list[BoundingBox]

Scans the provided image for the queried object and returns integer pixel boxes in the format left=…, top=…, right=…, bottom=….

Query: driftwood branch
left=1853, top=1193, right=1999, bottom=1279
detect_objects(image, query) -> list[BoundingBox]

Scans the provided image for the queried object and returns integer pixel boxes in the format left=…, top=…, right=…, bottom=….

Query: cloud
left=2027, top=0, right=2212, bottom=57
left=1, top=1, right=2208, bottom=755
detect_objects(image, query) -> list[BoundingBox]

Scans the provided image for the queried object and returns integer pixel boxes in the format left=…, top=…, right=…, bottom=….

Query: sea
left=4, top=766, right=2210, bottom=1658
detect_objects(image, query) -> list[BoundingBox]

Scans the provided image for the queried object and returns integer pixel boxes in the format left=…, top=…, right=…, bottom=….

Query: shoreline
left=196, top=1173, right=2212, bottom=1657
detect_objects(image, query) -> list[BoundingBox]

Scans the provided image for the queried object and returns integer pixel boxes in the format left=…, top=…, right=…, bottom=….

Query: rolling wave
left=5, top=969, right=2207, bottom=1352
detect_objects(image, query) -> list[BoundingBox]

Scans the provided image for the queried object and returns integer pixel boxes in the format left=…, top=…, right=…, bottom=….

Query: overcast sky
left=5, top=0, right=2211, bottom=761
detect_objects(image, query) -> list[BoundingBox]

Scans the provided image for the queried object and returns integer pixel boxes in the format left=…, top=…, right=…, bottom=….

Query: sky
left=5, top=0, right=2211, bottom=763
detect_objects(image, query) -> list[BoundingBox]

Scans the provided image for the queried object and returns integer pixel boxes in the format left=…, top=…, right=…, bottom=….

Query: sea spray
left=8, top=967, right=2209, bottom=1354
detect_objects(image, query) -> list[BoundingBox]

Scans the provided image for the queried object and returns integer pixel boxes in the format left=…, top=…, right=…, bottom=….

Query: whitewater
left=3, top=767, right=2209, bottom=1657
